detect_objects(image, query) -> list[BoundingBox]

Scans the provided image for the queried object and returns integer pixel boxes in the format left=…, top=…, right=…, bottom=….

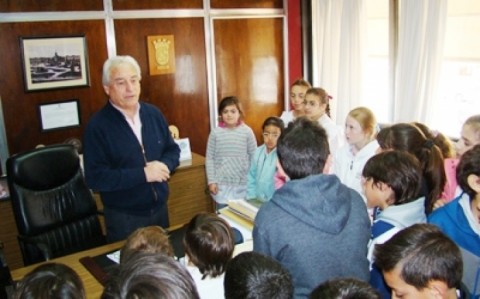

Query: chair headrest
left=7, top=144, right=80, bottom=190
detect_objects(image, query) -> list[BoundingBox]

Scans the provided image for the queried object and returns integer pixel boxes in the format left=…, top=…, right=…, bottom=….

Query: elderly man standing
left=83, top=55, right=180, bottom=242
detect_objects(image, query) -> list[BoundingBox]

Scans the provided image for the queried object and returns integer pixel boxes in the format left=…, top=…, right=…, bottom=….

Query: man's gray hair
left=102, top=55, right=141, bottom=86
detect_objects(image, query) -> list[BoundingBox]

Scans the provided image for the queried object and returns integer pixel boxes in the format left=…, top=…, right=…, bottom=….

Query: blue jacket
left=246, top=145, right=278, bottom=201
left=253, top=174, right=370, bottom=299
left=369, top=197, right=426, bottom=299
left=429, top=193, right=480, bottom=298
left=83, top=101, right=180, bottom=215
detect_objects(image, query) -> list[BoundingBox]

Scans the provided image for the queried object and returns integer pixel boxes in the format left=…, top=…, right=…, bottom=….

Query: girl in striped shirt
left=206, top=96, right=257, bottom=209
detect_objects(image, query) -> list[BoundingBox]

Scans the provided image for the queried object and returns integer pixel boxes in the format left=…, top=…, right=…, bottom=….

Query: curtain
left=394, top=0, right=447, bottom=123
left=311, top=0, right=366, bottom=124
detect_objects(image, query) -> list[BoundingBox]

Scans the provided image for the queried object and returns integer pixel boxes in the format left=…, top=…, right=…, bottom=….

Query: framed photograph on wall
left=38, top=99, right=81, bottom=132
left=20, top=35, right=90, bottom=92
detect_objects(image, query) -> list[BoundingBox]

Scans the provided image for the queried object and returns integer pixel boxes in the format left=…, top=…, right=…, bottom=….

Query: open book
left=227, top=199, right=264, bottom=222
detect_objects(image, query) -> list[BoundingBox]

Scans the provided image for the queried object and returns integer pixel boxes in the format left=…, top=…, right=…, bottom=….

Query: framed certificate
left=38, top=99, right=81, bottom=132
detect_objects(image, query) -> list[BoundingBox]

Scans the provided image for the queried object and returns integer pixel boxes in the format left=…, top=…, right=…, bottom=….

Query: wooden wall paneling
left=213, top=18, right=285, bottom=142
left=0, top=0, right=102, bottom=12
left=211, top=0, right=283, bottom=9
left=0, top=21, right=108, bottom=155
left=113, top=0, right=202, bottom=10
left=114, top=18, right=210, bottom=156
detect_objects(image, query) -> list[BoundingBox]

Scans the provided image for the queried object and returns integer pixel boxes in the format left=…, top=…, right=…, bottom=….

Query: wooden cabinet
left=168, top=153, right=214, bottom=226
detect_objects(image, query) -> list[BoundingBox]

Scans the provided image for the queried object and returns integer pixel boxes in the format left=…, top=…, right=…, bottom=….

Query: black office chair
left=6, top=144, right=106, bottom=266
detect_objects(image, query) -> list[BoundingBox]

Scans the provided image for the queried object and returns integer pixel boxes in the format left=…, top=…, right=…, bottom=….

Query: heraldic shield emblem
left=147, top=35, right=176, bottom=75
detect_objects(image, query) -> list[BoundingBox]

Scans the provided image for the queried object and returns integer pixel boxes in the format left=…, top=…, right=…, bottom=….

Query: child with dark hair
left=413, top=122, right=455, bottom=159
left=120, top=225, right=174, bottom=264
left=247, top=116, right=284, bottom=201
left=183, top=213, right=235, bottom=299
left=224, top=251, right=293, bottom=299
left=206, top=96, right=257, bottom=208
left=362, top=150, right=426, bottom=298
left=374, top=223, right=463, bottom=299
left=429, top=144, right=480, bottom=298
left=13, top=263, right=85, bottom=299
left=377, top=123, right=446, bottom=214
left=253, top=117, right=370, bottom=299
left=309, top=278, right=381, bottom=299
left=303, top=87, right=342, bottom=153
left=280, top=78, right=312, bottom=125
left=102, top=252, right=199, bottom=299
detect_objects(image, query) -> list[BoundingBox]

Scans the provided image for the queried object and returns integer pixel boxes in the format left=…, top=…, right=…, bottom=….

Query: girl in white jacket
left=333, top=107, right=379, bottom=205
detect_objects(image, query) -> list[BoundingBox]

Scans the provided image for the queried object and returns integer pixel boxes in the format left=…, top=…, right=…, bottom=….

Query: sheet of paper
left=106, top=250, right=120, bottom=264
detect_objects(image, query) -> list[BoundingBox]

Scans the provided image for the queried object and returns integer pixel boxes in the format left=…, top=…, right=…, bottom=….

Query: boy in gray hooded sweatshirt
left=253, top=117, right=370, bottom=299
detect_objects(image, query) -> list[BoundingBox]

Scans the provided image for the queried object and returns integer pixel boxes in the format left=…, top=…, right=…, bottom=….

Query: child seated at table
left=120, top=225, right=174, bottom=264
left=224, top=251, right=293, bottom=299
left=183, top=213, right=235, bottom=299
left=13, top=262, right=85, bottom=299
left=102, top=252, right=199, bottom=299
left=309, top=278, right=381, bottom=299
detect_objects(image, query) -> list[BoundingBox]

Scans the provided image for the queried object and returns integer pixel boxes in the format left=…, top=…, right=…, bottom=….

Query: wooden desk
left=10, top=241, right=125, bottom=299
left=167, top=152, right=214, bottom=226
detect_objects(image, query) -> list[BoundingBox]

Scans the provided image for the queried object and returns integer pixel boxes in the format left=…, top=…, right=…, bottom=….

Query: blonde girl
left=333, top=107, right=379, bottom=204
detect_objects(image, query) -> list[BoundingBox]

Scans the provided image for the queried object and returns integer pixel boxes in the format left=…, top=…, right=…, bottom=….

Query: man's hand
left=208, top=183, right=218, bottom=195
left=145, top=161, right=170, bottom=182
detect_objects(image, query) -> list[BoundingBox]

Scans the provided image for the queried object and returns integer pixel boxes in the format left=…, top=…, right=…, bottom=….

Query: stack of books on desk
left=226, top=199, right=263, bottom=223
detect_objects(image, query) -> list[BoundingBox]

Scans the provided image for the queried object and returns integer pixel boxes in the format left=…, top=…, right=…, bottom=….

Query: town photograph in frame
left=20, top=35, right=90, bottom=92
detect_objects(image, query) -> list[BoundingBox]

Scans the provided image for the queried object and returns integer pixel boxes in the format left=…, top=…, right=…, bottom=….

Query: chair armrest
left=18, top=235, right=52, bottom=262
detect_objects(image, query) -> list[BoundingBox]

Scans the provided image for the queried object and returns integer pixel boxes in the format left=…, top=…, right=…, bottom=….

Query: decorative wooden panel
left=0, top=0, right=102, bottom=12
left=214, top=18, right=284, bottom=142
left=211, top=0, right=283, bottom=9
left=0, top=21, right=108, bottom=155
left=113, top=0, right=202, bottom=10
left=114, top=18, right=209, bottom=156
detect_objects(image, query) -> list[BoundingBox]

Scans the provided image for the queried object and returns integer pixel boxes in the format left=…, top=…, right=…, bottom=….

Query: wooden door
left=213, top=18, right=285, bottom=142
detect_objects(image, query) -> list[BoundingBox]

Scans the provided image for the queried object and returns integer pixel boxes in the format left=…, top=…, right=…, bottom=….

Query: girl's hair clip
left=327, top=95, right=333, bottom=100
